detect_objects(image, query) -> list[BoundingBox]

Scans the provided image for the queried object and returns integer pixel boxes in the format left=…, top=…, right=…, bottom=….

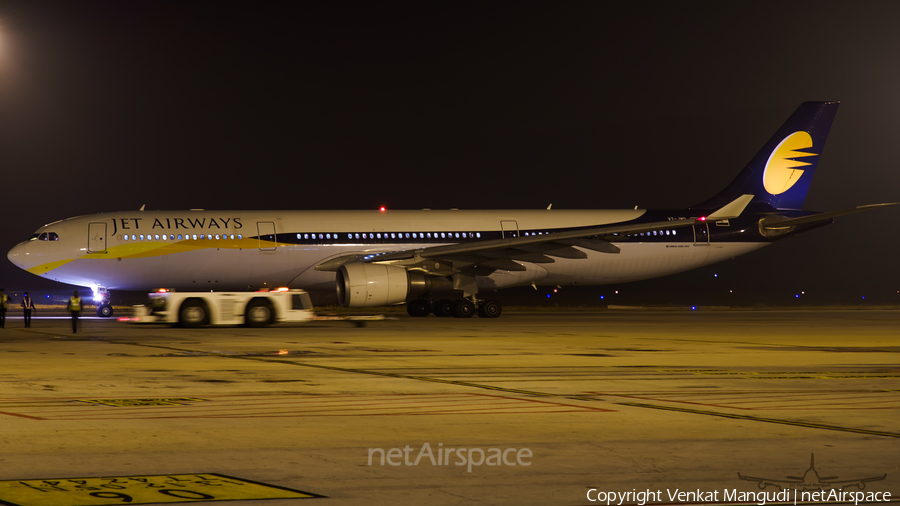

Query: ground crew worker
left=67, top=290, right=82, bottom=333
left=0, top=289, right=8, bottom=328
left=21, top=292, right=35, bottom=328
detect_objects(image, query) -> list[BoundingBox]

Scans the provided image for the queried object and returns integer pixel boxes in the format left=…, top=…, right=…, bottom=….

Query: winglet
left=707, top=194, right=754, bottom=221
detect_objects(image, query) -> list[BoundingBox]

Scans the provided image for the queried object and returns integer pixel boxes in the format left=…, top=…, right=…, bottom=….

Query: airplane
left=7, top=101, right=894, bottom=320
left=738, top=453, right=886, bottom=491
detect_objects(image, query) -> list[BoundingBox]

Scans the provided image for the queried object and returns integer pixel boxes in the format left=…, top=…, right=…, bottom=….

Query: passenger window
left=237, top=234, right=242, bottom=240
left=178, top=234, right=183, bottom=240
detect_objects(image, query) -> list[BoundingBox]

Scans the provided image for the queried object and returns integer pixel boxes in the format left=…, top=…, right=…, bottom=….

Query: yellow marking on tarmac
left=77, top=398, right=206, bottom=407
left=618, top=402, right=900, bottom=438
left=0, top=393, right=608, bottom=420
left=117, top=342, right=609, bottom=404
left=0, top=473, right=323, bottom=506
left=112, top=342, right=900, bottom=437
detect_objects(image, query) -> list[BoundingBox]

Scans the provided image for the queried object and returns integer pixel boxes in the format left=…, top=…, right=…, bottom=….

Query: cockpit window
left=38, top=233, right=48, bottom=241
left=48, top=232, right=59, bottom=241
left=29, top=234, right=39, bottom=241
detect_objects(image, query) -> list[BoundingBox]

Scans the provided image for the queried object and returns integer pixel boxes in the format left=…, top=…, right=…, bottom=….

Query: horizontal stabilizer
left=762, top=203, right=897, bottom=229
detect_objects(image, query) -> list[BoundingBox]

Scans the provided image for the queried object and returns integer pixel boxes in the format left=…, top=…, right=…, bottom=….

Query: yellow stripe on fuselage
left=26, top=258, right=76, bottom=275
left=81, top=238, right=264, bottom=259
left=30, top=238, right=278, bottom=274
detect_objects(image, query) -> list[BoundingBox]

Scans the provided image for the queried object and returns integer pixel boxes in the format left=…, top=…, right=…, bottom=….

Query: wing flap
left=556, top=238, right=621, bottom=254
left=479, top=259, right=527, bottom=271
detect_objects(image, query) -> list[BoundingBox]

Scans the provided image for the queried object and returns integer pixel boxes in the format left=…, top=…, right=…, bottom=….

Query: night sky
left=1, top=1, right=898, bottom=306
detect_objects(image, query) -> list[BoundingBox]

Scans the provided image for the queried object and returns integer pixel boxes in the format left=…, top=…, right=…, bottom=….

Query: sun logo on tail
left=763, top=131, right=818, bottom=195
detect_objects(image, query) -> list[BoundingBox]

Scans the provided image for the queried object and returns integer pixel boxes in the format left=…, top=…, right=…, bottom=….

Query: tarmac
left=0, top=309, right=898, bottom=506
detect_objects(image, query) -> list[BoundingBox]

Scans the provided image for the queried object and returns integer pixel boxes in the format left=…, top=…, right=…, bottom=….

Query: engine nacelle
left=336, top=263, right=430, bottom=307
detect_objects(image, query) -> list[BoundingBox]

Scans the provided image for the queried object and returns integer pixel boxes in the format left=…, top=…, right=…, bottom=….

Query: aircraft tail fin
left=693, top=102, right=839, bottom=211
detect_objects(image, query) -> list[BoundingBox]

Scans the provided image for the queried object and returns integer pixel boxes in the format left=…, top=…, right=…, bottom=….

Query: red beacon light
left=379, top=206, right=386, bottom=212
left=698, top=216, right=707, bottom=221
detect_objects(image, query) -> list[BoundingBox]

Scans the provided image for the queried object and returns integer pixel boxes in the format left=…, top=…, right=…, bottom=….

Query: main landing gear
left=406, top=298, right=502, bottom=318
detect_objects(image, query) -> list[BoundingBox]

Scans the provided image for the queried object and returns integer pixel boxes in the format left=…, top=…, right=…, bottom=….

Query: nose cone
left=7, top=242, right=29, bottom=270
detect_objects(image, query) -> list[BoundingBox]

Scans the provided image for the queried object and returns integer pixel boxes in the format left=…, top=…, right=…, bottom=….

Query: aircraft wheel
left=178, top=299, right=207, bottom=328
left=433, top=300, right=454, bottom=317
left=452, top=299, right=476, bottom=318
left=407, top=300, right=431, bottom=317
left=97, top=304, right=114, bottom=318
left=246, top=299, right=274, bottom=327
left=477, top=299, right=502, bottom=318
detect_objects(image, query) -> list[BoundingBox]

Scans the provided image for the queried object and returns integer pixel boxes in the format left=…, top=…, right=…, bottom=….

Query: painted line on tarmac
left=117, top=341, right=610, bottom=406
left=618, top=402, right=900, bottom=438
left=77, top=398, right=207, bottom=407
left=0, top=473, right=323, bottom=506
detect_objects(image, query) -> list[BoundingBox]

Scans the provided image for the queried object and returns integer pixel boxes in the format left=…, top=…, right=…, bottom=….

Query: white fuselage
left=7, top=209, right=767, bottom=294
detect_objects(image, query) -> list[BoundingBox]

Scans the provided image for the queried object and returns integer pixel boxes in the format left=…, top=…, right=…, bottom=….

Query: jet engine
left=336, top=263, right=431, bottom=307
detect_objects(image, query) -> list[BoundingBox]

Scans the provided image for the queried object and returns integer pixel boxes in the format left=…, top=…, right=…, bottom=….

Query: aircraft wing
left=363, top=217, right=698, bottom=271
left=826, top=474, right=887, bottom=490
left=737, top=473, right=793, bottom=488
left=360, top=195, right=754, bottom=275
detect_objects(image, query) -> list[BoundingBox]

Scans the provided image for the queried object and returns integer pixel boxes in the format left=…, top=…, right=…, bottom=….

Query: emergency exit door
left=693, top=223, right=710, bottom=245
left=88, top=223, right=107, bottom=253
left=500, top=220, right=519, bottom=238
left=257, top=222, right=277, bottom=251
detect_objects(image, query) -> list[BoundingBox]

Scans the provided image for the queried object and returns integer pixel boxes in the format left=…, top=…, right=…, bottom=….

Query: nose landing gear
left=93, top=287, right=114, bottom=317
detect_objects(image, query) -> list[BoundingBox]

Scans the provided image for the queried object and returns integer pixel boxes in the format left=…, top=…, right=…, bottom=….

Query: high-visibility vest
left=0, top=294, right=7, bottom=309
left=69, top=297, right=82, bottom=311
